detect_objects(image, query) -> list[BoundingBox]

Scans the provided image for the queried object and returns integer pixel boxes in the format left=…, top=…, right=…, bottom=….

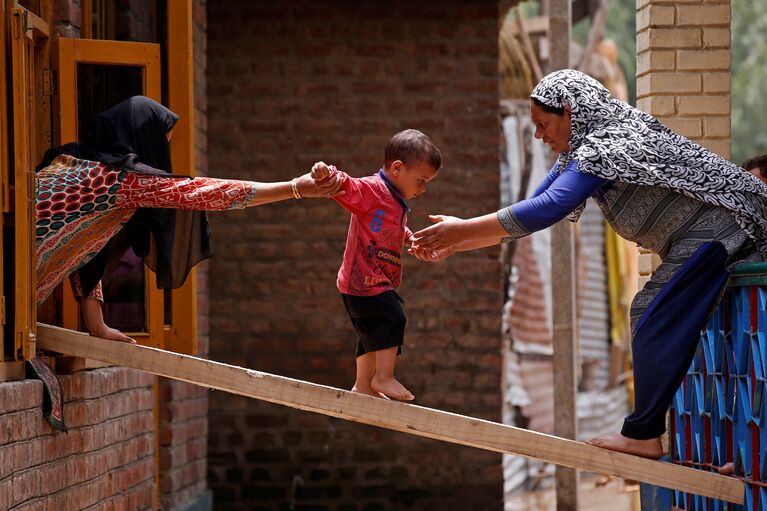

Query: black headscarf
left=37, top=96, right=213, bottom=296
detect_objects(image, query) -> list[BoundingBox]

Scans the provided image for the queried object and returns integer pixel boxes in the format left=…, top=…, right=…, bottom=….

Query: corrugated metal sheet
left=518, top=357, right=555, bottom=433
left=500, top=105, right=629, bottom=496
left=579, top=200, right=611, bottom=391
left=577, top=387, right=629, bottom=440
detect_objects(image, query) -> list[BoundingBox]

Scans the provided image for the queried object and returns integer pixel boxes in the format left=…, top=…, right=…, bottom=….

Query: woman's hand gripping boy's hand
left=407, top=235, right=455, bottom=262
left=308, top=161, right=342, bottom=198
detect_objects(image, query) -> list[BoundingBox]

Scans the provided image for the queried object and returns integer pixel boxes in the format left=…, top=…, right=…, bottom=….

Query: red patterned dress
left=36, top=155, right=258, bottom=304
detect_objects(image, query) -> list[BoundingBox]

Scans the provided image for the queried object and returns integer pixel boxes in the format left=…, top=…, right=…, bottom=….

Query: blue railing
left=669, top=262, right=767, bottom=510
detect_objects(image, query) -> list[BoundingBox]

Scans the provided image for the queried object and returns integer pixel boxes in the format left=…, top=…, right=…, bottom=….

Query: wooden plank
left=508, top=15, right=549, bottom=36
left=36, top=323, right=745, bottom=505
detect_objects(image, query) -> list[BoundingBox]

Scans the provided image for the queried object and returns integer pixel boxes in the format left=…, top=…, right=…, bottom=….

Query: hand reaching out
left=295, top=167, right=344, bottom=198
left=311, top=161, right=335, bottom=182
left=411, top=215, right=467, bottom=251
left=408, top=242, right=454, bottom=262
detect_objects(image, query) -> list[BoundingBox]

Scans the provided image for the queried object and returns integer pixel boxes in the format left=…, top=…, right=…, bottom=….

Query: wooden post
left=36, top=323, right=745, bottom=505
left=548, top=0, right=578, bottom=509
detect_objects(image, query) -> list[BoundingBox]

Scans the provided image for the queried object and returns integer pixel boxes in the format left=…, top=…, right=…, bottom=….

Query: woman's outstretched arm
left=413, top=165, right=607, bottom=253
left=117, top=171, right=344, bottom=210
left=246, top=172, right=344, bottom=206
left=412, top=213, right=508, bottom=252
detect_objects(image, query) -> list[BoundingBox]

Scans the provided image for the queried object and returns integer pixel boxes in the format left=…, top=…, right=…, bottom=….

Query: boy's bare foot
left=717, top=462, right=734, bottom=475
left=351, top=386, right=391, bottom=400
left=586, top=433, right=663, bottom=459
left=371, top=375, right=414, bottom=401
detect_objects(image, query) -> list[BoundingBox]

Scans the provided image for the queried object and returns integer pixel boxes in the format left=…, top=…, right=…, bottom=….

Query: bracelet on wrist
left=291, top=178, right=302, bottom=199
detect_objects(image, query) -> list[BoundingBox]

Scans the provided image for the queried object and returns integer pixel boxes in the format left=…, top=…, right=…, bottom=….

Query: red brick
left=0, top=479, right=10, bottom=510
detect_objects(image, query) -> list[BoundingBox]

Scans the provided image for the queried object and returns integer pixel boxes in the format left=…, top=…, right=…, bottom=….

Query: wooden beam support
left=36, top=323, right=745, bottom=505
left=548, top=1, right=576, bottom=508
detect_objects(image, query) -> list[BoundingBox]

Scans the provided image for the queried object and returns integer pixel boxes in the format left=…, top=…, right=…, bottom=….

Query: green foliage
left=731, top=0, right=767, bottom=165
left=603, top=0, right=636, bottom=105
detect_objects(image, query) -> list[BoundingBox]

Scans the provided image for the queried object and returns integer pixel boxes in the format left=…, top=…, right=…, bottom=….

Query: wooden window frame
left=55, top=38, right=165, bottom=347
left=0, top=1, right=9, bottom=379
left=166, top=0, right=197, bottom=355
left=1, top=4, right=49, bottom=382
left=55, top=0, right=198, bottom=355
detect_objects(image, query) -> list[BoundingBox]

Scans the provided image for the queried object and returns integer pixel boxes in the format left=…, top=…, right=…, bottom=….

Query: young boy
left=311, top=129, right=442, bottom=401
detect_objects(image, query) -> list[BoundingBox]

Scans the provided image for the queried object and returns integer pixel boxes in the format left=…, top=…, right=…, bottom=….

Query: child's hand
left=408, top=242, right=454, bottom=262
left=311, top=161, right=333, bottom=182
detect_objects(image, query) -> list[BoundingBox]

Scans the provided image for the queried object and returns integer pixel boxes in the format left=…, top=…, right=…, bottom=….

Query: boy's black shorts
left=341, top=290, right=406, bottom=357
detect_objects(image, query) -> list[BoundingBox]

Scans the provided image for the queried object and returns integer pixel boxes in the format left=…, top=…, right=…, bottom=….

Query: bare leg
left=351, top=352, right=381, bottom=398
left=586, top=432, right=663, bottom=459
left=81, top=297, right=136, bottom=344
left=371, top=347, right=414, bottom=401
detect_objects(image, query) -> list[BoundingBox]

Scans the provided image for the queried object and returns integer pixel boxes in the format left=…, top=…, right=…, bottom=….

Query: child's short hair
left=742, top=153, right=767, bottom=178
left=385, top=129, right=442, bottom=171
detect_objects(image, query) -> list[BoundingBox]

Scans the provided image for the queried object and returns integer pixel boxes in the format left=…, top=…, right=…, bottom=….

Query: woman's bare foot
left=586, top=433, right=663, bottom=459
left=92, top=325, right=136, bottom=344
left=371, top=375, right=414, bottom=401
left=717, top=462, right=734, bottom=475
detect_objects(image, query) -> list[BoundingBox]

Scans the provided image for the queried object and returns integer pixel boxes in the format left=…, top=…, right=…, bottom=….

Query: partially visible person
left=742, top=153, right=767, bottom=185
left=36, top=96, right=343, bottom=344
left=310, top=129, right=441, bottom=401
left=411, top=69, right=767, bottom=459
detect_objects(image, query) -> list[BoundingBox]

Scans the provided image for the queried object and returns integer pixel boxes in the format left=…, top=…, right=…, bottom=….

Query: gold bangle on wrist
left=291, top=178, right=302, bottom=199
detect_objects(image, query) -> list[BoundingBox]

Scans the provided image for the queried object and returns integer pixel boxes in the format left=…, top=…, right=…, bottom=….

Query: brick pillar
left=635, top=0, right=732, bottom=282
left=636, top=0, right=732, bottom=158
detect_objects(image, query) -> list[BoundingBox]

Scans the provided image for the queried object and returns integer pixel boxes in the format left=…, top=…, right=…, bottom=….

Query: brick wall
left=635, top=0, right=731, bottom=284
left=157, top=379, right=209, bottom=509
left=159, top=1, right=211, bottom=509
left=206, top=1, right=503, bottom=509
left=0, top=369, right=154, bottom=510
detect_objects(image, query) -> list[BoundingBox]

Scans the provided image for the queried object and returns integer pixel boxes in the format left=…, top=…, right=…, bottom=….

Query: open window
left=1, top=0, right=198, bottom=381
left=1, top=3, right=50, bottom=381
left=51, top=0, right=198, bottom=354
left=54, top=38, right=165, bottom=347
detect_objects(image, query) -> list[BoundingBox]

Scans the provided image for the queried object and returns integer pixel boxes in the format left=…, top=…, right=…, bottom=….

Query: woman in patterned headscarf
left=37, top=96, right=342, bottom=344
left=411, top=69, right=767, bottom=459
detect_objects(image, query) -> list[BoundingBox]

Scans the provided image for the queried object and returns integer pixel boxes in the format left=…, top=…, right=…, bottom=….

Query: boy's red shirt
left=332, top=168, right=413, bottom=296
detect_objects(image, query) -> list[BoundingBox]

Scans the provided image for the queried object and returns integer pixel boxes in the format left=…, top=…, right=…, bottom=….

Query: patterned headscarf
left=531, top=69, right=767, bottom=259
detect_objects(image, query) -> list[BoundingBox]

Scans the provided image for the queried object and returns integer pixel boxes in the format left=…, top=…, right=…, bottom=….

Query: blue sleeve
left=529, top=163, right=559, bottom=198
left=498, top=162, right=608, bottom=236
